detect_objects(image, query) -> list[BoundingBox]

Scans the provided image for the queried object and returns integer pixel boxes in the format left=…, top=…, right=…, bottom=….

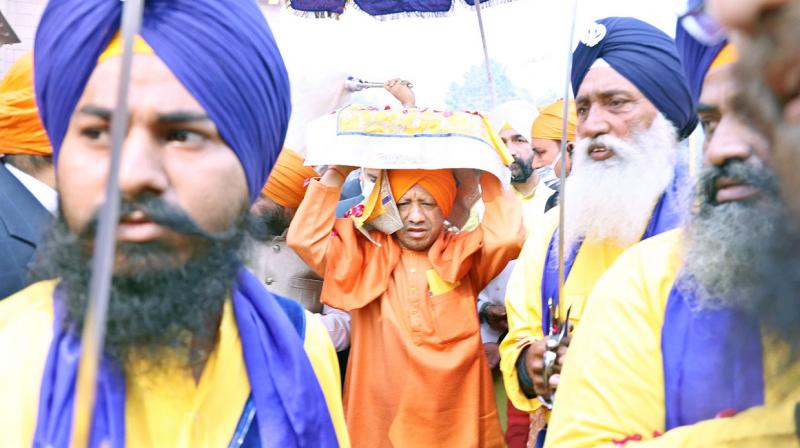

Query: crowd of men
left=0, top=0, right=799, bottom=446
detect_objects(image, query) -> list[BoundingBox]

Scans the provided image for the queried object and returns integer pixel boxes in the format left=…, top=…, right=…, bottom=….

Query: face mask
left=360, top=178, right=376, bottom=198
left=536, top=152, right=562, bottom=190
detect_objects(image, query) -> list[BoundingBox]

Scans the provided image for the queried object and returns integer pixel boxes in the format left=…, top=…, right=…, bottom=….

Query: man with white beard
left=544, top=25, right=800, bottom=446
left=499, top=17, right=698, bottom=446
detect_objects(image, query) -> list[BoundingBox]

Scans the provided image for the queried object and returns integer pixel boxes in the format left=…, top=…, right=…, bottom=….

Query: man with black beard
left=488, top=101, right=551, bottom=234
left=0, top=0, right=349, bottom=446
left=544, top=29, right=800, bottom=446
left=500, top=18, right=697, bottom=446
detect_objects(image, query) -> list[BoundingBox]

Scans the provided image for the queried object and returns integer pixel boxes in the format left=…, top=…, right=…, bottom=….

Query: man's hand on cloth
left=322, top=165, right=358, bottom=187
left=384, top=78, right=415, bottom=108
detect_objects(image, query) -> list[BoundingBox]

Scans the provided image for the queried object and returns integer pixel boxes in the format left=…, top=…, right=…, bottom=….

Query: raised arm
left=287, top=166, right=356, bottom=275
left=469, top=173, right=525, bottom=290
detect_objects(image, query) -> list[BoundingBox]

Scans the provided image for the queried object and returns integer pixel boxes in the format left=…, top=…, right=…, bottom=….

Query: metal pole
left=557, top=0, right=579, bottom=316
left=474, top=0, right=497, bottom=109
left=70, top=0, right=144, bottom=445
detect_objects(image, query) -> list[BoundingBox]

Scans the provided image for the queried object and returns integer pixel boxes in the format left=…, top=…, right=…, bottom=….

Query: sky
left=264, top=0, right=689, bottom=110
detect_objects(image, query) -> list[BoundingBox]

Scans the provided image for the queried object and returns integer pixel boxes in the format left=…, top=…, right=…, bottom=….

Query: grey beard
left=681, top=160, right=783, bottom=313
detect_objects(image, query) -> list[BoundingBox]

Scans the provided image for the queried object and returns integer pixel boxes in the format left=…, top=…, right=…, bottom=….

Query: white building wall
left=0, top=0, right=46, bottom=75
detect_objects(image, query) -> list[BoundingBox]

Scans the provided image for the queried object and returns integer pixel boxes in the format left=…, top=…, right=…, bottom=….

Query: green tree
left=445, top=59, right=530, bottom=112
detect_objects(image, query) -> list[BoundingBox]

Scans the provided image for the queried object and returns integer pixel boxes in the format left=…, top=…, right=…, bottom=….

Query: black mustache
left=81, top=193, right=238, bottom=242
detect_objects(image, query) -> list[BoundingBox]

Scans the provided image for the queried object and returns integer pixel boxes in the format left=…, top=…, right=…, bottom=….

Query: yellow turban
left=0, top=53, right=51, bottom=156
left=388, top=169, right=457, bottom=217
left=708, top=43, right=739, bottom=74
left=531, top=99, right=577, bottom=142
left=262, top=149, right=319, bottom=208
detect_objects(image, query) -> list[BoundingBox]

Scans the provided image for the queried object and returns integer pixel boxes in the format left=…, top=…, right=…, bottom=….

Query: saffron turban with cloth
left=572, top=17, right=698, bottom=140
left=0, top=52, right=50, bottom=156
left=675, top=20, right=739, bottom=102
left=31, top=1, right=339, bottom=447
left=34, top=0, right=291, bottom=203
left=388, top=169, right=458, bottom=216
left=532, top=99, right=577, bottom=142
left=263, top=149, right=319, bottom=209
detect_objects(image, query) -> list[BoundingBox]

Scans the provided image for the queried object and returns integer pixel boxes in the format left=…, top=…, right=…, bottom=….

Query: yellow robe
left=0, top=280, right=350, bottom=447
left=545, top=229, right=800, bottom=447
left=514, top=183, right=554, bottom=235
left=500, top=207, right=628, bottom=414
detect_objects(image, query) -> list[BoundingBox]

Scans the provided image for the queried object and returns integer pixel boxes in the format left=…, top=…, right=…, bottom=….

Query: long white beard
left=563, top=114, right=679, bottom=247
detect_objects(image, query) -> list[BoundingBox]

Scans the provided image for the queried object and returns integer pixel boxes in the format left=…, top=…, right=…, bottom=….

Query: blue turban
left=34, top=0, right=291, bottom=203
left=675, top=20, right=728, bottom=103
left=572, top=17, right=698, bottom=140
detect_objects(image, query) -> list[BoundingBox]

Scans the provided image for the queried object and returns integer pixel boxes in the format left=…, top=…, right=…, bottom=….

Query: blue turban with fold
left=572, top=17, right=698, bottom=140
left=33, top=0, right=291, bottom=203
left=675, top=20, right=728, bottom=103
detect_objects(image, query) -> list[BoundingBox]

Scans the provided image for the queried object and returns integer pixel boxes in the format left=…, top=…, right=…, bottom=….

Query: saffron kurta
left=0, top=280, right=350, bottom=447
left=288, top=175, right=524, bottom=448
left=544, top=229, right=800, bottom=447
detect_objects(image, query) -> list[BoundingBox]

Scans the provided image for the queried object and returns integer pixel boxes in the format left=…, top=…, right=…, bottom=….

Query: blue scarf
left=661, top=279, right=764, bottom=429
left=33, top=268, right=339, bottom=447
left=540, top=167, right=688, bottom=334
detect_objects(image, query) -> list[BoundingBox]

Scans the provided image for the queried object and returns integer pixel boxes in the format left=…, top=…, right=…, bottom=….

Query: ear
left=566, top=141, right=575, bottom=154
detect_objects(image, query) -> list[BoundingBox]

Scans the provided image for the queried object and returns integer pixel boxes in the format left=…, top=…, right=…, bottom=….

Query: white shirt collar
left=5, top=162, right=59, bottom=216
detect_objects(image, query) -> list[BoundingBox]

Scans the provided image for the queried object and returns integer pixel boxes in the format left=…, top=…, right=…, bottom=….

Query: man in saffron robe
left=288, top=162, right=525, bottom=446
left=499, top=17, right=697, bottom=445
left=544, top=27, right=800, bottom=446
left=0, top=1, right=348, bottom=446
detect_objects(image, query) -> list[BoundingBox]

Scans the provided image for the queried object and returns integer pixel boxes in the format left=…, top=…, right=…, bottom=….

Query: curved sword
left=542, top=0, right=580, bottom=408
left=70, top=0, right=145, bottom=445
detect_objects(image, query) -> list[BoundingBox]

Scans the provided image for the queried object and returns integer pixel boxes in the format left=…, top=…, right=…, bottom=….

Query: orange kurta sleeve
left=287, top=179, right=401, bottom=311
left=287, top=178, right=345, bottom=275
left=470, top=174, right=525, bottom=290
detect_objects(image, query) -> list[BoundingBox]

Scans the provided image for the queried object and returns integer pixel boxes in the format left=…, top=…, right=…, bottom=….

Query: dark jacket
left=0, top=162, right=52, bottom=299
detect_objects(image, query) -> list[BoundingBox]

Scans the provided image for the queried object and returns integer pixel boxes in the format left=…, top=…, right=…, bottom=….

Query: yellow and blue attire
left=0, top=280, right=350, bottom=447
left=544, top=230, right=800, bottom=447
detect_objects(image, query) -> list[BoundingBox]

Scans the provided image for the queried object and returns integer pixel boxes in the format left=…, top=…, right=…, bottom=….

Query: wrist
left=517, top=347, right=537, bottom=399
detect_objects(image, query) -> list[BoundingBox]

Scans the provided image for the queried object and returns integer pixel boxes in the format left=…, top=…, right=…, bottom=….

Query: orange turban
left=388, top=169, right=457, bottom=217
left=0, top=53, right=51, bottom=156
left=531, top=99, right=577, bottom=142
left=262, top=149, right=318, bottom=208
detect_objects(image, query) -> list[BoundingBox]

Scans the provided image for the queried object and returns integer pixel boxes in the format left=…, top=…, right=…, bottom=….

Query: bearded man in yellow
left=499, top=17, right=698, bottom=446
left=0, top=1, right=348, bottom=446
left=544, top=24, right=800, bottom=448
